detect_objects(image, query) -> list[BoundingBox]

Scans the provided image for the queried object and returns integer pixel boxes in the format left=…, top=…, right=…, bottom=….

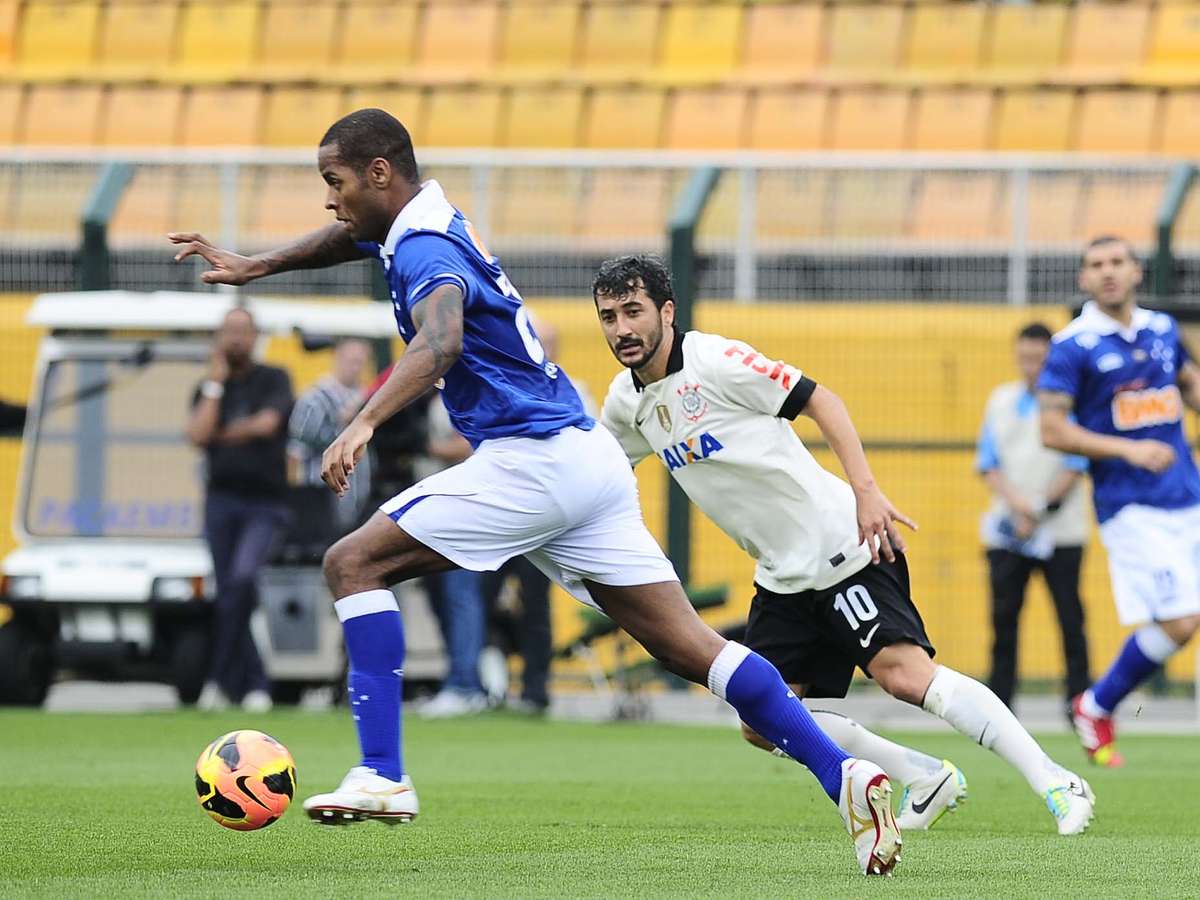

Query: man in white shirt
left=594, top=255, right=1093, bottom=836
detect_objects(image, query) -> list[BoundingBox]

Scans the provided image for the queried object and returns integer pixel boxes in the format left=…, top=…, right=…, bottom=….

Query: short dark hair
left=591, top=255, right=674, bottom=309
left=1082, top=234, right=1138, bottom=267
left=320, top=108, right=418, bottom=183
left=1016, top=322, right=1052, bottom=343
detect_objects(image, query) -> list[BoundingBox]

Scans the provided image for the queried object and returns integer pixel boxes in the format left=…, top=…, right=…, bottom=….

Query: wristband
left=201, top=380, right=225, bottom=400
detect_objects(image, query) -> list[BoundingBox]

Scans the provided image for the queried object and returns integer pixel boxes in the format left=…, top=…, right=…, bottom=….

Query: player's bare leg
left=866, top=642, right=1093, bottom=835
left=303, top=514, right=455, bottom=826
left=585, top=580, right=901, bottom=875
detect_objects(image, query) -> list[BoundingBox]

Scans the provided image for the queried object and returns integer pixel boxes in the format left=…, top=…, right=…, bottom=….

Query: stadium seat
left=746, top=88, right=829, bottom=150
left=737, top=3, right=822, bottom=82
left=830, top=89, right=910, bottom=151
left=258, top=0, right=339, bottom=80
left=335, top=3, right=420, bottom=79
left=583, top=87, right=665, bottom=149
left=1075, top=90, right=1159, bottom=154
left=580, top=2, right=661, bottom=81
left=176, top=1, right=263, bottom=82
left=1028, top=173, right=1084, bottom=247
left=754, top=171, right=831, bottom=241
left=911, top=89, right=992, bottom=151
left=499, top=1, right=581, bottom=78
left=97, top=1, right=180, bottom=81
left=492, top=169, right=581, bottom=242
left=579, top=169, right=669, bottom=243
left=424, top=87, right=503, bottom=147
left=0, top=0, right=20, bottom=66
left=904, top=4, right=986, bottom=82
left=993, top=89, right=1074, bottom=152
left=248, top=167, right=331, bottom=243
left=501, top=86, right=584, bottom=148
left=17, top=0, right=102, bottom=77
left=180, top=87, right=265, bottom=146
left=984, top=5, right=1069, bottom=84
left=910, top=173, right=1006, bottom=243
left=828, top=171, right=913, bottom=239
left=0, top=84, right=20, bottom=144
left=345, top=87, right=426, bottom=141
left=99, top=86, right=184, bottom=146
left=1058, top=3, right=1151, bottom=85
left=262, top=87, right=344, bottom=148
left=1136, top=5, right=1200, bottom=86
left=658, top=2, right=743, bottom=83
left=825, top=5, right=906, bottom=80
left=664, top=88, right=747, bottom=150
left=416, top=0, right=501, bottom=80
left=22, top=84, right=103, bottom=145
left=1160, top=90, right=1200, bottom=156
left=1081, top=177, right=1164, bottom=246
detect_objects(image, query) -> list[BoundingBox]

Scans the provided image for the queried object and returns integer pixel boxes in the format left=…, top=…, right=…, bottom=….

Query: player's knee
left=872, top=660, right=931, bottom=705
left=322, top=537, right=363, bottom=598
left=1160, top=614, right=1200, bottom=645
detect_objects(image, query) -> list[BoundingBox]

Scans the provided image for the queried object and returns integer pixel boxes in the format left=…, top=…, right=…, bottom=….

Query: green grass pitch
left=0, top=709, right=1193, bottom=898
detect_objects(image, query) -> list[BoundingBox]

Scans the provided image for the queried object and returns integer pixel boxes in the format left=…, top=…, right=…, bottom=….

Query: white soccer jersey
left=600, top=329, right=871, bottom=593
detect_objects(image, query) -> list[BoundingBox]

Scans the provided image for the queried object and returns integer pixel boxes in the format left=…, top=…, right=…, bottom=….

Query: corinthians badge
left=677, top=382, right=708, bottom=423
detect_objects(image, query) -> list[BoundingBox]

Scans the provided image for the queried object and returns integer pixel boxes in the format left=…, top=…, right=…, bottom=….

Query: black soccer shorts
left=743, top=553, right=936, bottom=699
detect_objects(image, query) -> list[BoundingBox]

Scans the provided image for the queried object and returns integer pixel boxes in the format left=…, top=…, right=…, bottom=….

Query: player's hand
left=321, top=419, right=373, bottom=497
left=168, top=232, right=266, bottom=286
left=853, top=483, right=918, bottom=564
left=1123, top=439, right=1176, bottom=474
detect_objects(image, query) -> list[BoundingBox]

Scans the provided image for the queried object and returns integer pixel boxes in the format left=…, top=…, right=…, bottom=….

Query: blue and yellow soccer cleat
left=1045, top=775, right=1095, bottom=836
left=896, top=760, right=968, bottom=830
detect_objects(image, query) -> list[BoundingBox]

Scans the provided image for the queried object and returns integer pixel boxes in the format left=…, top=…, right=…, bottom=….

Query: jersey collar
left=631, top=327, right=686, bottom=392
left=1078, top=300, right=1153, bottom=342
left=382, top=180, right=455, bottom=257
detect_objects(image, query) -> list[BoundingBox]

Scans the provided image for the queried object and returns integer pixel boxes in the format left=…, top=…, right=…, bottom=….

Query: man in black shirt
left=186, top=307, right=293, bottom=711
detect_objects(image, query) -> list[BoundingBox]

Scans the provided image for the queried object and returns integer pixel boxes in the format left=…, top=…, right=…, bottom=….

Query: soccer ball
left=194, top=729, right=297, bottom=830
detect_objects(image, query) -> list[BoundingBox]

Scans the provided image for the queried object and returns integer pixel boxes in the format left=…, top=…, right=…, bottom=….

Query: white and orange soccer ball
left=194, top=729, right=297, bottom=830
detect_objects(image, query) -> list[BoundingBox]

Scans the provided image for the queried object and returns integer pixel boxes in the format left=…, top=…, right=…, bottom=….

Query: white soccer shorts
left=380, top=424, right=678, bottom=608
left=1099, top=502, right=1200, bottom=625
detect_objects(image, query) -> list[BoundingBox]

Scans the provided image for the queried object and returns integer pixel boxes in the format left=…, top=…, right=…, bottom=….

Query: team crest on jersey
left=660, top=432, right=724, bottom=471
left=677, top=382, right=708, bottom=422
left=655, top=404, right=672, bottom=431
left=1111, top=384, right=1182, bottom=431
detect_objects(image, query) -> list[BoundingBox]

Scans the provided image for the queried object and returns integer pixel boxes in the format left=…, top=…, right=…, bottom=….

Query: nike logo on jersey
left=660, top=433, right=724, bottom=471
left=858, top=623, right=880, bottom=648
left=909, top=773, right=953, bottom=815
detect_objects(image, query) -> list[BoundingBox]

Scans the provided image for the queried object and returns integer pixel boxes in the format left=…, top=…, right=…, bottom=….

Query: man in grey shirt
left=977, top=323, right=1091, bottom=714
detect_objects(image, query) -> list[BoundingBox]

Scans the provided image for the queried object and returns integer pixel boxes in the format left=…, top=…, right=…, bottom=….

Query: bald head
left=216, top=306, right=258, bottom=368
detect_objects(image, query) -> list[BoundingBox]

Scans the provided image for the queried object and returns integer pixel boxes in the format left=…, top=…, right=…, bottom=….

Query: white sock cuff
left=921, top=665, right=958, bottom=717
left=707, top=641, right=752, bottom=700
left=1134, top=624, right=1179, bottom=663
left=335, top=589, right=399, bottom=622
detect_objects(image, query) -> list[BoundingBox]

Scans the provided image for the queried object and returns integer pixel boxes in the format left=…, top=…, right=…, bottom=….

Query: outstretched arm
left=1039, top=390, right=1175, bottom=473
left=321, top=284, right=465, bottom=495
left=169, top=224, right=367, bottom=286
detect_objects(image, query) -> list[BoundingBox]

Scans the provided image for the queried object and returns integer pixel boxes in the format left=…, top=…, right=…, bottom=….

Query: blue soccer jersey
left=356, top=180, right=592, bottom=447
left=1038, top=301, right=1200, bottom=523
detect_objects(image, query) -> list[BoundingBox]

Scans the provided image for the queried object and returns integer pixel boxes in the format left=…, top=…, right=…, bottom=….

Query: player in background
left=594, top=255, right=1094, bottom=836
left=1040, top=235, right=1200, bottom=768
left=170, top=109, right=901, bottom=875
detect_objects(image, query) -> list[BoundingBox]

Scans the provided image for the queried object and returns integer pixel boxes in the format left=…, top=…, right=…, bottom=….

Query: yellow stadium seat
left=98, top=1, right=180, bottom=80
left=658, top=2, right=743, bottom=82
left=416, top=0, right=501, bottom=80
left=910, top=173, right=1006, bottom=243
left=1059, top=4, right=1150, bottom=84
left=176, top=1, right=262, bottom=82
left=1136, top=5, right=1200, bottom=86
left=22, top=84, right=103, bottom=145
left=911, top=89, right=992, bottom=151
left=345, top=87, right=427, bottom=141
left=0, top=0, right=20, bottom=66
left=1028, top=174, right=1084, bottom=247
left=830, top=89, right=910, bottom=151
left=737, top=3, right=822, bottom=82
left=664, top=88, right=748, bottom=150
left=17, top=0, right=102, bottom=77
left=99, top=86, right=183, bottom=146
left=502, top=86, right=583, bottom=148
left=746, top=88, right=828, bottom=150
left=180, top=87, right=265, bottom=146
left=335, top=3, right=420, bottom=79
left=580, top=2, right=661, bottom=80
left=262, top=87, right=344, bottom=148
left=993, top=90, right=1074, bottom=152
left=1075, top=90, right=1159, bottom=154
left=583, top=87, right=665, bottom=149
left=248, top=167, right=331, bottom=243
left=499, top=1, right=581, bottom=78
left=905, top=5, right=986, bottom=81
left=754, top=171, right=830, bottom=241
left=110, top=167, right=176, bottom=244
left=259, top=0, right=338, bottom=80
left=825, top=5, right=906, bottom=80
left=493, top=170, right=581, bottom=242
left=0, top=84, right=21, bottom=144
left=1082, top=177, right=1163, bottom=246
left=1161, top=91, right=1200, bottom=156
left=829, top=172, right=913, bottom=239
left=424, top=88, right=503, bottom=147
left=984, top=5, right=1069, bottom=84
left=580, top=169, right=669, bottom=243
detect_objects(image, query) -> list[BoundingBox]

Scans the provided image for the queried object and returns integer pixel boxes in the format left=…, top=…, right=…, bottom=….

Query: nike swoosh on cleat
left=909, top=773, right=953, bottom=815
left=859, top=623, right=880, bottom=649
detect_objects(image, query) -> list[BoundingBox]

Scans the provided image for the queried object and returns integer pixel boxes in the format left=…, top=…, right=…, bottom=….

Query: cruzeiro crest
left=677, top=382, right=708, bottom=423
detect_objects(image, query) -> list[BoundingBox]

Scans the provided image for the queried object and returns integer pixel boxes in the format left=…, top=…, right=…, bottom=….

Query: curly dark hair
left=320, top=108, right=419, bottom=183
left=591, top=254, right=675, bottom=310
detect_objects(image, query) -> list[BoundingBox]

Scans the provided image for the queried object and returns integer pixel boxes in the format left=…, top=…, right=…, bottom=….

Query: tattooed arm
left=169, top=224, right=366, bottom=286
left=321, top=284, right=465, bottom=495
left=1040, top=389, right=1175, bottom=473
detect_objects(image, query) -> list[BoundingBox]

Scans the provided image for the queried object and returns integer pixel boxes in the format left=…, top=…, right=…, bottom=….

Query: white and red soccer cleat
left=303, top=766, right=419, bottom=825
left=1071, top=694, right=1125, bottom=768
left=838, top=759, right=902, bottom=876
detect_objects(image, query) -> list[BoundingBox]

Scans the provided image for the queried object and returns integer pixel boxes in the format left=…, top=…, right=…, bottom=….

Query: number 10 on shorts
left=833, top=584, right=879, bottom=630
